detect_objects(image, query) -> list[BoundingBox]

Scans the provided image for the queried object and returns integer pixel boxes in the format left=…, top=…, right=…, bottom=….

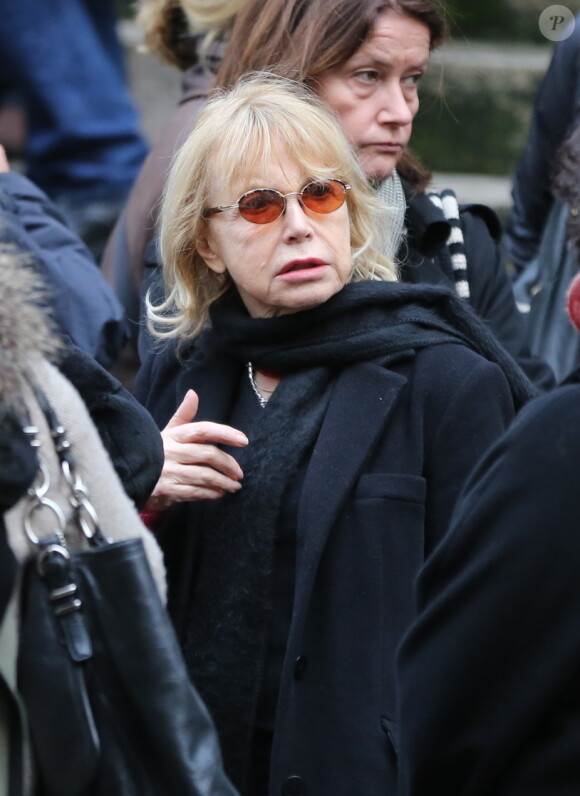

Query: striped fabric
left=427, top=189, right=470, bottom=299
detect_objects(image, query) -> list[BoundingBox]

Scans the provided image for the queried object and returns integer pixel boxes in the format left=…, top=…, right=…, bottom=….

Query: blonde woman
left=135, top=75, right=531, bottom=796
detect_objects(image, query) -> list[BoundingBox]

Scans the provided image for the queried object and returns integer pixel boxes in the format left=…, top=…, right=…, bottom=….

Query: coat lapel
left=294, top=360, right=407, bottom=611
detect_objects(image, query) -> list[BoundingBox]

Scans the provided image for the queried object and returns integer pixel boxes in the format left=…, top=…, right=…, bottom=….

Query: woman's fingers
left=170, top=420, right=249, bottom=448
left=165, top=389, right=200, bottom=430
left=147, top=480, right=231, bottom=511
left=149, top=462, right=241, bottom=509
left=153, top=389, right=250, bottom=507
left=163, top=440, right=245, bottom=481
left=156, top=462, right=243, bottom=497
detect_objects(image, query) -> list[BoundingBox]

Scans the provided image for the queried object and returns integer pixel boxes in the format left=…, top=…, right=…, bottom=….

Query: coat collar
left=402, top=179, right=450, bottom=258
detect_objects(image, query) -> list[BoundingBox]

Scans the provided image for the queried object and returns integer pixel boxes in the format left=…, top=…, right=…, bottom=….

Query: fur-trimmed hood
left=0, top=244, right=166, bottom=597
left=0, top=244, right=59, bottom=414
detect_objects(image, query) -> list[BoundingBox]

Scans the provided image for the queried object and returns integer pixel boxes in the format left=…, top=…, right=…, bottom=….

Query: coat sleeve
left=59, top=343, right=164, bottom=509
left=398, top=386, right=580, bottom=795
left=504, top=19, right=580, bottom=272
left=422, top=348, right=515, bottom=554
left=0, top=171, right=126, bottom=368
left=462, top=209, right=555, bottom=390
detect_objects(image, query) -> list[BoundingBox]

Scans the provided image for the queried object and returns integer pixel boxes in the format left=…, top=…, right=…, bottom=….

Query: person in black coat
left=397, top=106, right=580, bottom=796
left=400, top=183, right=551, bottom=385
left=397, top=376, right=580, bottom=796
left=135, top=74, right=534, bottom=796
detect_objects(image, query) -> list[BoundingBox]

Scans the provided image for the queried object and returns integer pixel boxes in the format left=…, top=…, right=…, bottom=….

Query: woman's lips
left=277, top=258, right=329, bottom=280
left=372, top=142, right=404, bottom=152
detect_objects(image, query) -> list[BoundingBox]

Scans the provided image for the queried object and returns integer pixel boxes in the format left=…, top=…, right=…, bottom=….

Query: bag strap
left=427, top=188, right=470, bottom=299
left=22, top=386, right=109, bottom=553
left=20, top=388, right=96, bottom=661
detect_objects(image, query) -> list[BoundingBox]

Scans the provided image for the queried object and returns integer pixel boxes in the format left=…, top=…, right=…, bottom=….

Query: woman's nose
left=281, top=195, right=313, bottom=241
left=376, top=81, right=414, bottom=126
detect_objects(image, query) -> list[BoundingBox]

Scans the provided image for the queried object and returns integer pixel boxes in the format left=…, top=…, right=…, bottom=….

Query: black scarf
left=207, top=281, right=536, bottom=409
left=184, top=365, right=333, bottom=792
left=181, top=280, right=536, bottom=790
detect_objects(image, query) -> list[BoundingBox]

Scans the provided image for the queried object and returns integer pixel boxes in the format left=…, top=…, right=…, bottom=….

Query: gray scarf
left=372, top=170, right=407, bottom=263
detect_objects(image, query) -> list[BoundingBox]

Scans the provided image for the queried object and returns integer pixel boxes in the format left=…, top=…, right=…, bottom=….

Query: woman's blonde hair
left=148, top=73, right=397, bottom=341
left=136, top=0, right=246, bottom=69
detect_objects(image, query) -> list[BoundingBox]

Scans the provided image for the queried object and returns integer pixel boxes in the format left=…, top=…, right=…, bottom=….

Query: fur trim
left=0, top=245, right=60, bottom=414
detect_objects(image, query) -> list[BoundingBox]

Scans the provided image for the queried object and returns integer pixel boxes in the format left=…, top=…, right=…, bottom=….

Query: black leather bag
left=16, top=390, right=237, bottom=796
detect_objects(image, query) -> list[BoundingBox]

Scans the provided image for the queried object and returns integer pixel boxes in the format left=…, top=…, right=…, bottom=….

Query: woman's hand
left=146, top=389, right=248, bottom=511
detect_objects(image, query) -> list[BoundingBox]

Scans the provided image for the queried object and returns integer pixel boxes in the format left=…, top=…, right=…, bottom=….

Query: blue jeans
left=1, top=0, right=148, bottom=203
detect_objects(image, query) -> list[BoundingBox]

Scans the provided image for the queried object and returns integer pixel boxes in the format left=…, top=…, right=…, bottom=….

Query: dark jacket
left=58, top=343, right=163, bottom=510
left=504, top=15, right=580, bottom=272
left=398, top=382, right=580, bottom=795
left=0, top=171, right=127, bottom=368
left=136, top=306, right=516, bottom=795
left=400, top=183, right=555, bottom=389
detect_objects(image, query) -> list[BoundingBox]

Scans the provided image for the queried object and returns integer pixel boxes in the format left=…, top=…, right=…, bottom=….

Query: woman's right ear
left=197, top=232, right=227, bottom=275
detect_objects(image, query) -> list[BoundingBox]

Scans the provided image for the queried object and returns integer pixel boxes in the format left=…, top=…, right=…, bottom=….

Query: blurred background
left=3, top=0, right=580, bottom=222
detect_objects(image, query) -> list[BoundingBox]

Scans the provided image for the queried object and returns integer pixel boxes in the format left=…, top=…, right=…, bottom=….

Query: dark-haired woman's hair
left=553, top=123, right=580, bottom=252
left=214, top=0, right=447, bottom=189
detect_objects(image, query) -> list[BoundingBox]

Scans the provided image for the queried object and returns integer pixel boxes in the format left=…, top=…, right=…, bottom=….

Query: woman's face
left=198, top=145, right=353, bottom=318
left=317, top=11, right=431, bottom=182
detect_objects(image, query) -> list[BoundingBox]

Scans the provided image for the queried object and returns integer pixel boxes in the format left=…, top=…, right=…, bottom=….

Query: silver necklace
left=247, top=362, right=275, bottom=408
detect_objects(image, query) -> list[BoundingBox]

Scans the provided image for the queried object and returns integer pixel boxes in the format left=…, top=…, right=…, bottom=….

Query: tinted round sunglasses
left=203, top=178, right=351, bottom=225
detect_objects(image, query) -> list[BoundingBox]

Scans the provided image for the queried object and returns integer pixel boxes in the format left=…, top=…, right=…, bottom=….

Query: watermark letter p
left=540, top=6, right=575, bottom=41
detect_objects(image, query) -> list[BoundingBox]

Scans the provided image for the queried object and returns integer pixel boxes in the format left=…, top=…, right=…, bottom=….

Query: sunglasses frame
left=203, top=178, right=351, bottom=224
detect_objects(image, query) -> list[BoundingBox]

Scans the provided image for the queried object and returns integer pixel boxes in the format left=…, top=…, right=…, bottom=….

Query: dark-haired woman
left=212, top=0, right=554, bottom=388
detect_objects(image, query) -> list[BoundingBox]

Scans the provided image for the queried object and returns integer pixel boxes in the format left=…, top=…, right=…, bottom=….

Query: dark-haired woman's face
left=317, top=11, right=430, bottom=181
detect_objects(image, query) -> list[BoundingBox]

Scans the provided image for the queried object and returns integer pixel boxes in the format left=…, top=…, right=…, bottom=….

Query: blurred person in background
left=0, top=142, right=163, bottom=507
left=0, top=0, right=148, bottom=260
left=504, top=13, right=580, bottom=275
left=505, top=15, right=580, bottom=381
left=102, top=0, right=246, bottom=351
left=0, top=144, right=126, bottom=370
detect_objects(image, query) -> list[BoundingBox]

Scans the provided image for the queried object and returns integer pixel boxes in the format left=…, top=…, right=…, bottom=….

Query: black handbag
left=16, top=387, right=237, bottom=796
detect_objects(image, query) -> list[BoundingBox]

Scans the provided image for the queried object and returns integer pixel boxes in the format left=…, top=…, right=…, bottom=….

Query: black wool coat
left=398, top=382, right=580, bottom=795
left=400, top=183, right=555, bottom=390
left=136, top=324, right=516, bottom=796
